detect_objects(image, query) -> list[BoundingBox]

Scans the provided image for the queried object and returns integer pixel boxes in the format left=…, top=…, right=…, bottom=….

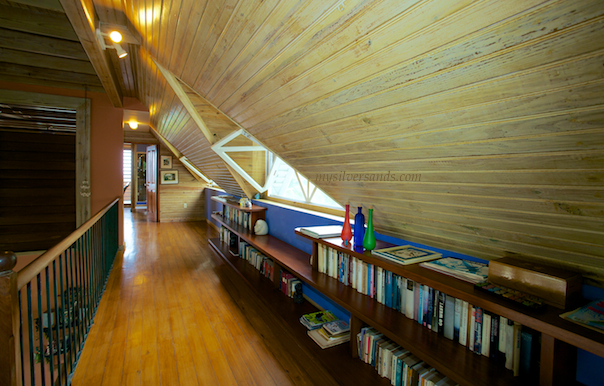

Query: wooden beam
left=0, top=75, right=105, bottom=93
left=0, top=4, right=78, bottom=41
left=0, top=47, right=96, bottom=75
left=8, top=0, right=64, bottom=12
left=154, top=60, right=215, bottom=144
left=0, top=89, right=84, bottom=109
left=0, top=62, right=102, bottom=88
left=58, top=0, right=123, bottom=107
left=0, top=28, right=88, bottom=60
left=76, top=98, right=91, bottom=227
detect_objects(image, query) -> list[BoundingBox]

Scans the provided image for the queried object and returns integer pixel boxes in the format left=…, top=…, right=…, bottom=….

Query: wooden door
left=146, top=145, right=159, bottom=222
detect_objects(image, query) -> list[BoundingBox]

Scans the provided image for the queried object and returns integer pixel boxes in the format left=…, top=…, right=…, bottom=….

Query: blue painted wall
left=204, top=188, right=603, bottom=384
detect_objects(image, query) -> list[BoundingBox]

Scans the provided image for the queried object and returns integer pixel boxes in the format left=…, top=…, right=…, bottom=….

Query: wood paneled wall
left=0, top=130, right=76, bottom=251
left=158, top=145, right=205, bottom=222
left=103, top=0, right=604, bottom=284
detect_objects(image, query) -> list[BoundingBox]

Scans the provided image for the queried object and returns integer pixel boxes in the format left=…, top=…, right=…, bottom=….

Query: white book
left=505, top=320, right=515, bottom=370
left=357, top=259, right=363, bottom=293
left=405, top=280, right=415, bottom=319
left=317, top=243, right=323, bottom=273
left=469, top=306, right=476, bottom=352
left=499, top=316, right=508, bottom=356
left=401, top=278, right=407, bottom=313
left=481, top=313, right=491, bottom=357
left=459, top=301, right=469, bottom=346
left=351, top=257, right=357, bottom=289
left=376, top=267, right=384, bottom=304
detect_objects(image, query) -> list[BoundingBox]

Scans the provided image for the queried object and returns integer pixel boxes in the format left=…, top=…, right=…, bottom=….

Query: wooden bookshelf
left=212, top=214, right=519, bottom=385
left=296, top=231, right=604, bottom=386
left=208, top=231, right=392, bottom=386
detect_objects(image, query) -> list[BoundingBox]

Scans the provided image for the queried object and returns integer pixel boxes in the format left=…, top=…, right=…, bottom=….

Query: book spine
left=474, top=307, right=483, bottom=355
left=505, top=319, right=515, bottom=370
left=490, top=314, right=500, bottom=362
left=426, top=287, right=434, bottom=330
left=481, top=312, right=491, bottom=357
left=418, top=285, right=424, bottom=325
left=459, top=301, right=468, bottom=346
left=453, top=298, right=461, bottom=342
left=437, top=292, right=446, bottom=335
left=512, top=322, right=522, bottom=376
left=414, top=282, right=421, bottom=322
left=499, top=316, right=508, bottom=360
left=431, top=290, right=439, bottom=332
left=405, top=280, right=414, bottom=319
left=469, top=306, right=476, bottom=352
left=444, top=295, right=455, bottom=340
left=423, top=285, right=430, bottom=327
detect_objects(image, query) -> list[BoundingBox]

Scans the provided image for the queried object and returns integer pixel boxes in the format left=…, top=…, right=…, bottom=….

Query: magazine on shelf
left=298, top=225, right=344, bottom=239
left=299, top=310, right=338, bottom=330
left=308, top=327, right=350, bottom=349
left=372, top=245, right=441, bottom=265
left=419, top=257, right=488, bottom=284
left=560, top=299, right=604, bottom=334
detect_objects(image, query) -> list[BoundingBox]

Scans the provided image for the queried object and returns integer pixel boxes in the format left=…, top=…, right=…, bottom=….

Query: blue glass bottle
left=354, top=207, right=365, bottom=251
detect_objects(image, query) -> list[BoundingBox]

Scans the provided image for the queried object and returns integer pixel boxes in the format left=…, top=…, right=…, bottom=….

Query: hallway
left=71, top=210, right=297, bottom=386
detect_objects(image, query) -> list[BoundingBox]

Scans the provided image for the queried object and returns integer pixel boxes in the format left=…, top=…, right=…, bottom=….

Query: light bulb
left=129, top=121, right=138, bottom=129
left=109, top=31, right=123, bottom=43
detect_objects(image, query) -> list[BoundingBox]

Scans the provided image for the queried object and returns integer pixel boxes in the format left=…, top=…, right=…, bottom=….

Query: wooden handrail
left=17, top=198, right=120, bottom=289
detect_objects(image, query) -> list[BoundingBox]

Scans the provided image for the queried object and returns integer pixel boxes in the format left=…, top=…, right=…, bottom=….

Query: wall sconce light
left=128, top=120, right=138, bottom=129
left=109, top=31, right=123, bottom=43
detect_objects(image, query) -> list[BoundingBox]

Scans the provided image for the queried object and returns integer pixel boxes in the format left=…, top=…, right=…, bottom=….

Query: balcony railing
left=1, top=198, right=120, bottom=386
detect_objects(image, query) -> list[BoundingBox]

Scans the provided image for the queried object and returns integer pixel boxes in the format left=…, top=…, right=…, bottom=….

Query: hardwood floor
left=71, top=210, right=300, bottom=386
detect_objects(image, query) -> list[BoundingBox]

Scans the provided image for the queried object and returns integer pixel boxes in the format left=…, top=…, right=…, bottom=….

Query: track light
left=114, top=43, right=128, bottom=58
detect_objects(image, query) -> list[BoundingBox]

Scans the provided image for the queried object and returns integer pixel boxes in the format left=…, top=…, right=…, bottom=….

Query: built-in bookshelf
left=209, top=202, right=604, bottom=386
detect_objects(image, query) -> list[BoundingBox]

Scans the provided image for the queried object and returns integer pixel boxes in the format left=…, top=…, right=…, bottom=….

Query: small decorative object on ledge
left=239, top=197, right=252, bottom=208
left=354, top=206, right=365, bottom=252
left=293, top=282, right=304, bottom=304
left=254, top=219, right=268, bottom=235
left=341, top=204, right=353, bottom=246
left=362, top=208, right=376, bottom=251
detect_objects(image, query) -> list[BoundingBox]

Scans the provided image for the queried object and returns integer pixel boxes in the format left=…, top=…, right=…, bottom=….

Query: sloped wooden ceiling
left=80, top=0, right=603, bottom=284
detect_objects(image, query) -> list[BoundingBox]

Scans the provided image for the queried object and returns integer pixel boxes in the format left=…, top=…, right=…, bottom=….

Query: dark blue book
left=474, top=307, right=483, bottom=355
left=385, top=270, right=393, bottom=308
left=520, top=329, right=538, bottom=378
left=490, top=314, right=500, bottom=362
left=426, top=287, right=434, bottom=330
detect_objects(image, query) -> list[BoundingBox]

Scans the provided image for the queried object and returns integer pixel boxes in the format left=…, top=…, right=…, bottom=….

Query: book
left=443, top=295, right=455, bottom=340
left=459, top=301, right=469, bottom=346
left=322, top=320, right=350, bottom=336
left=560, top=299, right=604, bottom=334
left=298, top=225, right=343, bottom=238
left=420, top=257, right=488, bottom=284
left=308, top=328, right=350, bottom=349
left=300, top=310, right=337, bottom=330
left=505, top=319, right=515, bottom=370
left=474, top=307, right=483, bottom=355
left=372, top=245, right=441, bottom=266
left=512, top=322, right=522, bottom=376
left=481, top=312, right=491, bottom=357
left=453, top=297, right=461, bottom=341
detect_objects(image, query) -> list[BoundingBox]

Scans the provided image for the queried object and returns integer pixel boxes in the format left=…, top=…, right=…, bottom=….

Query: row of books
left=239, top=240, right=275, bottom=280
left=219, top=226, right=238, bottom=254
left=318, top=245, right=538, bottom=377
left=223, top=206, right=253, bottom=231
left=357, top=326, right=456, bottom=386
left=281, top=270, right=301, bottom=298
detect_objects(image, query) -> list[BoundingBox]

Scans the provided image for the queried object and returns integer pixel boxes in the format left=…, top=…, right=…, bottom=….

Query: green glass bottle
left=362, top=208, right=376, bottom=251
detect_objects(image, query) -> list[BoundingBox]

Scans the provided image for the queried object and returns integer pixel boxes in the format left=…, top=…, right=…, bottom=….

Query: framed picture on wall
left=160, top=170, right=178, bottom=184
left=160, top=155, right=172, bottom=169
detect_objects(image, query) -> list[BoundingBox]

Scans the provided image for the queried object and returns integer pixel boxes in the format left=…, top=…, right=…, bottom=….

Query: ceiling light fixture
left=128, top=120, right=138, bottom=129
left=109, top=30, right=123, bottom=43
left=114, top=43, right=128, bottom=58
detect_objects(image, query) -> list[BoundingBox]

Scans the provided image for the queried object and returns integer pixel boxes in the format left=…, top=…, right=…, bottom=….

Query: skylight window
left=212, top=129, right=341, bottom=209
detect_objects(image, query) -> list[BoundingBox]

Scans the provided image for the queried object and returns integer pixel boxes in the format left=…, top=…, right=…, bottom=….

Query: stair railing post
left=0, top=251, right=21, bottom=386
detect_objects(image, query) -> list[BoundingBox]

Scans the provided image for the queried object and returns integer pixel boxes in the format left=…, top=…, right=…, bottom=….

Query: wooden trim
left=76, top=98, right=91, bottom=227
left=17, top=198, right=120, bottom=289
left=262, top=196, right=345, bottom=218
left=0, top=89, right=84, bottom=109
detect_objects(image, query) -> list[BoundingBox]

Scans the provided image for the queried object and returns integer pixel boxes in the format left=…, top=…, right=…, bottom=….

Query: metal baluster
left=26, top=283, right=35, bottom=386
left=57, top=254, right=68, bottom=381
left=44, top=267, right=55, bottom=386
left=74, top=240, right=85, bottom=350
left=36, top=274, right=46, bottom=386
left=63, top=250, right=74, bottom=373
left=51, top=261, right=62, bottom=386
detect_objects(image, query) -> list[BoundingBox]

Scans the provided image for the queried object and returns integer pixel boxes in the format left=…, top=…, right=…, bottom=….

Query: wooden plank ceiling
left=42, top=0, right=604, bottom=284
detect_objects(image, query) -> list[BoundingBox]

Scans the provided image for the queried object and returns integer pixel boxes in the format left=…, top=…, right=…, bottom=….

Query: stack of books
left=372, top=245, right=441, bottom=266
left=299, top=310, right=337, bottom=330
left=298, top=225, right=343, bottom=239
left=307, top=319, right=351, bottom=349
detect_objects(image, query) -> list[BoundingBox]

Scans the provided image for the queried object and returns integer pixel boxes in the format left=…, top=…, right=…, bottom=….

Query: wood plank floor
left=71, top=209, right=301, bottom=386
